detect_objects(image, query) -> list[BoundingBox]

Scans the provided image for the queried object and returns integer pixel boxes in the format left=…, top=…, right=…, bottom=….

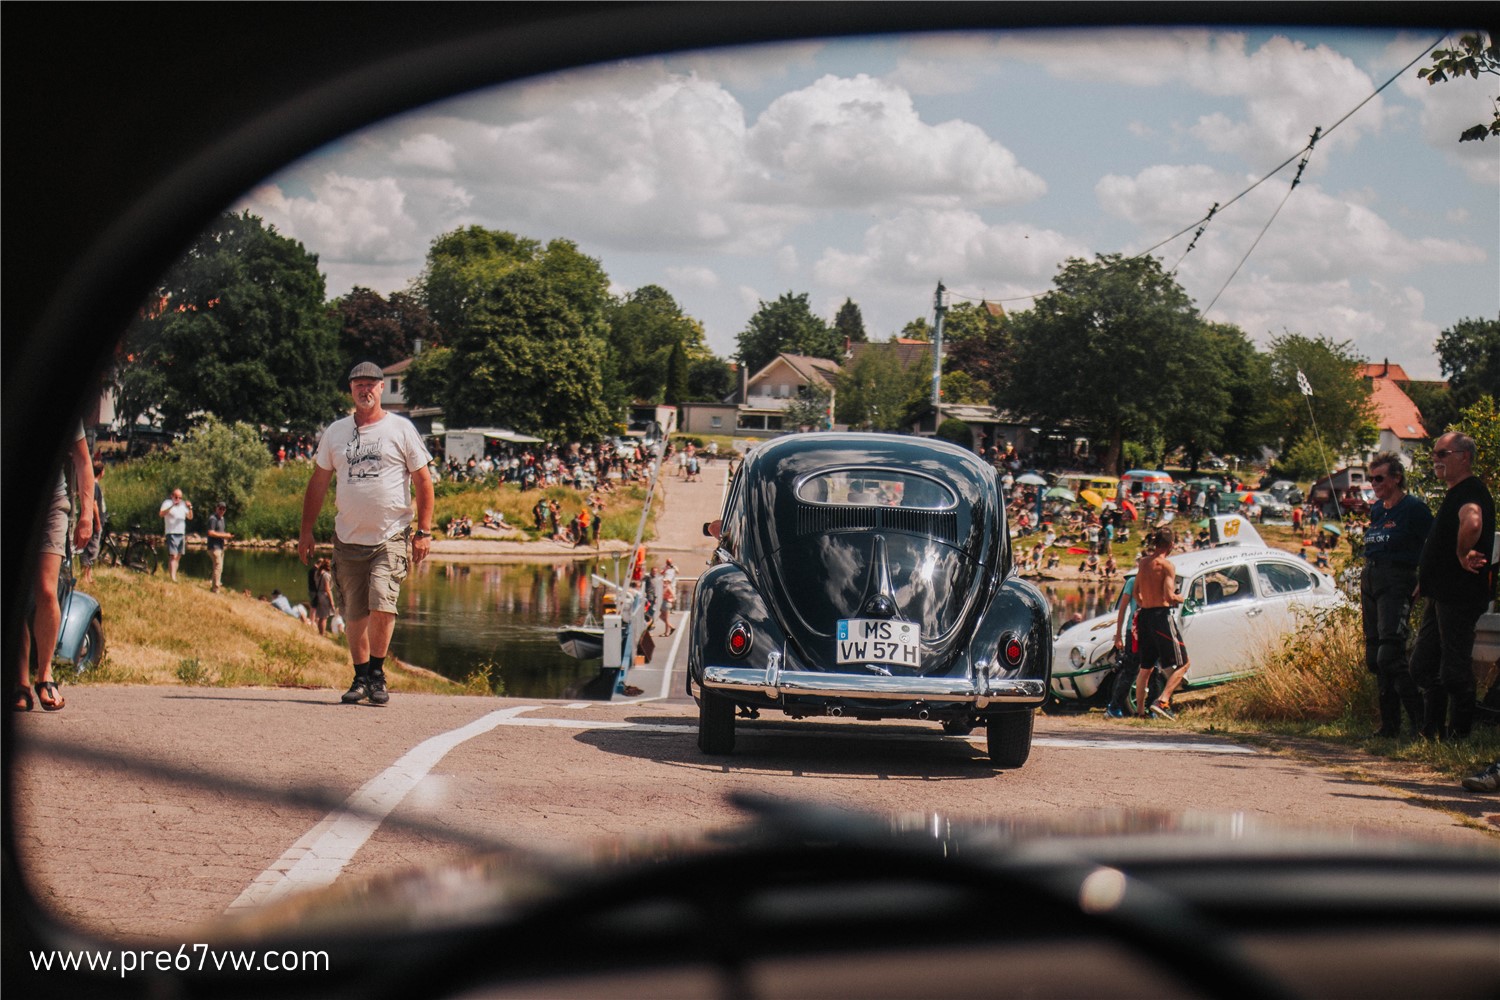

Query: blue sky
left=238, top=26, right=1498, bottom=379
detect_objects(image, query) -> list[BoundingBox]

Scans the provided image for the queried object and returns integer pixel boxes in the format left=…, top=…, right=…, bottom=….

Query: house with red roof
left=1359, top=360, right=1432, bottom=463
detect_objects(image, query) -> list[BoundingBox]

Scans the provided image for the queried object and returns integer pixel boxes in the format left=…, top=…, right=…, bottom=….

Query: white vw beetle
left=1049, top=514, right=1348, bottom=708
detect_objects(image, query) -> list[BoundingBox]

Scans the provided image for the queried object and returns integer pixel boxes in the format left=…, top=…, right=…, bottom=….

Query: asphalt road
left=11, top=681, right=1498, bottom=942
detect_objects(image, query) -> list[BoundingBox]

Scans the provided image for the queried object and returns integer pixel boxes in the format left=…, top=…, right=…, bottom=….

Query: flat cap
left=348, top=361, right=384, bottom=381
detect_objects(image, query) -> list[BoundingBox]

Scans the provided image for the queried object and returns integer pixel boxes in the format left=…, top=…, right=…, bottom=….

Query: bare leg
left=365, top=610, right=397, bottom=659
left=22, top=554, right=64, bottom=708
left=345, top=615, right=371, bottom=664
left=1134, top=669, right=1152, bottom=717
left=1158, top=662, right=1191, bottom=706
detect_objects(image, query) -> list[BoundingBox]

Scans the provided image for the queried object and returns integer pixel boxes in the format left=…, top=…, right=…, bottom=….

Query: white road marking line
left=654, top=613, right=689, bottom=700
left=227, top=706, right=533, bottom=911
left=490, top=715, right=1256, bottom=754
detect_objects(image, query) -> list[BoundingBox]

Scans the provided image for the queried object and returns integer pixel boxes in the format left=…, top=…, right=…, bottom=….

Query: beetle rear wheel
left=75, top=615, right=105, bottom=673
left=985, top=709, right=1033, bottom=768
left=697, top=689, right=735, bottom=754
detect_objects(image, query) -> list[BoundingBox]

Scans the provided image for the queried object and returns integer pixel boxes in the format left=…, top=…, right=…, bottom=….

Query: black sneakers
left=341, top=674, right=371, bottom=704
left=367, top=669, right=390, bottom=706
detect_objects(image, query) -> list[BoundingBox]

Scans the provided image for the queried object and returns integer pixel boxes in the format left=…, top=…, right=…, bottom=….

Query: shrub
left=1216, top=603, right=1374, bottom=725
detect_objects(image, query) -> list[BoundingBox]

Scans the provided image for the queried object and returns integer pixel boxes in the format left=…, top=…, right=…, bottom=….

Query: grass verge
left=67, top=566, right=471, bottom=696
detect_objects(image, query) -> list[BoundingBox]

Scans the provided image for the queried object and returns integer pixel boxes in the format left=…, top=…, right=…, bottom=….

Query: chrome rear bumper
left=701, top=665, right=1045, bottom=707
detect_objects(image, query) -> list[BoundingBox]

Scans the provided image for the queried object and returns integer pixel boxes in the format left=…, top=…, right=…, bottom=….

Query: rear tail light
left=727, top=621, right=753, bottom=658
left=1001, top=632, right=1025, bottom=668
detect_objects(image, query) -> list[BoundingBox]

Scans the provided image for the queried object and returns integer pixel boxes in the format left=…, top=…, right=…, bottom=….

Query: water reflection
left=177, top=549, right=632, bottom=698
left=174, top=550, right=1111, bottom=696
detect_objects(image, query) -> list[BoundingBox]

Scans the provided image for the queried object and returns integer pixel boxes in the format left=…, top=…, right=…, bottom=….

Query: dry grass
left=74, top=566, right=469, bottom=695
left=1214, top=602, right=1375, bottom=725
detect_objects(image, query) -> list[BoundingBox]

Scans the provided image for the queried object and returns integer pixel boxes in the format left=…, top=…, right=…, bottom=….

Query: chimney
left=413, top=338, right=425, bottom=357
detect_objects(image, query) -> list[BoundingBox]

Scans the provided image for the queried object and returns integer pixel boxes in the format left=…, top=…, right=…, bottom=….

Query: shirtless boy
left=1133, top=528, right=1191, bottom=719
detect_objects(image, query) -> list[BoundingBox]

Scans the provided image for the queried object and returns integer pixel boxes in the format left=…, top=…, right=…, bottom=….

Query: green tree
left=736, top=292, right=839, bottom=374
left=1436, top=316, right=1500, bottom=411
left=1405, top=379, right=1459, bottom=440
left=170, top=416, right=273, bottom=518
left=834, top=344, right=929, bottom=430
left=686, top=357, right=735, bottom=402
left=783, top=384, right=833, bottom=431
left=997, top=254, right=1203, bottom=473
left=115, top=211, right=343, bottom=432
left=944, top=301, right=1011, bottom=403
left=603, top=285, right=706, bottom=405
left=899, top=317, right=931, bottom=341
left=334, top=287, right=439, bottom=371
left=409, top=227, right=614, bottom=441
left=1417, top=32, right=1500, bottom=142
left=1260, top=333, right=1376, bottom=460
left=664, top=340, right=689, bottom=406
left=833, top=298, right=867, bottom=344
left=1164, top=322, right=1272, bottom=470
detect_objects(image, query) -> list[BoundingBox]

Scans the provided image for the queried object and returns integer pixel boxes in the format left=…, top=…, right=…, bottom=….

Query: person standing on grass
left=159, top=487, right=192, bottom=581
left=1359, top=452, right=1431, bottom=737
left=1409, top=432, right=1495, bottom=740
left=299, top=361, right=434, bottom=707
left=15, top=424, right=95, bottom=712
left=206, top=501, right=233, bottom=592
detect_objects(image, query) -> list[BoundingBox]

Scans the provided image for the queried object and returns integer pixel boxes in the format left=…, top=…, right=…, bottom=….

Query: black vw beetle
left=690, top=432, right=1052, bottom=767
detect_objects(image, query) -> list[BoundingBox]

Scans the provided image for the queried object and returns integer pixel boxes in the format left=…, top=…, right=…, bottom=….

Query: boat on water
left=556, top=623, right=604, bottom=660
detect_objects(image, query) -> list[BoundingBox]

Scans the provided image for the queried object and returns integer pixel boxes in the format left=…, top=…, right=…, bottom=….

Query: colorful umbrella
left=1045, top=487, right=1076, bottom=501
left=1080, top=489, right=1105, bottom=508
left=1321, top=523, right=1343, bottom=536
left=1016, top=473, right=1048, bottom=486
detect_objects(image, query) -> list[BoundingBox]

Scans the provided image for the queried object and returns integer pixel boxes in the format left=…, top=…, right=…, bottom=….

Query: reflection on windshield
left=797, top=470, right=957, bottom=510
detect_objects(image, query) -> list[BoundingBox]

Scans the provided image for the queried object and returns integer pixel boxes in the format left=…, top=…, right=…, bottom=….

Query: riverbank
left=74, top=566, right=473, bottom=695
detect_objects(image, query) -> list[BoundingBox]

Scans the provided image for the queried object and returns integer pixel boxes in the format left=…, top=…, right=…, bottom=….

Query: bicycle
left=100, top=520, right=159, bottom=574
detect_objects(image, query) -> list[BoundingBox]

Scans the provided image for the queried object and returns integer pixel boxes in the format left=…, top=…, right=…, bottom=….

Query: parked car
left=690, top=432, right=1052, bottom=767
left=1268, top=479, right=1306, bottom=506
left=1049, top=515, right=1346, bottom=708
left=1247, top=491, right=1293, bottom=519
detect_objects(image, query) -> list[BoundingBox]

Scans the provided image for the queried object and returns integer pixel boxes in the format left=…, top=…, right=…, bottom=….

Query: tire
left=100, top=540, right=121, bottom=568
left=697, top=689, right=736, bottom=754
left=74, top=615, right=105, bottom=673
left=125, top=539, right=158, bottom=574
left=986, top=709, right=1034, bottom=769
left=1127, top=670, right=1166, bottom=716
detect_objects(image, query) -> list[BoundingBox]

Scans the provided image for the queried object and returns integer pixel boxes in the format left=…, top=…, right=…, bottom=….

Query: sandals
left=34, top=680, right=65, bottom=712
left=12, top=686, right=33, bottom=712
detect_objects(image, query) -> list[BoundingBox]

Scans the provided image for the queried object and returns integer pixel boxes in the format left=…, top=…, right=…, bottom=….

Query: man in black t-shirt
left=1410, top=432, right=1496, bottom=740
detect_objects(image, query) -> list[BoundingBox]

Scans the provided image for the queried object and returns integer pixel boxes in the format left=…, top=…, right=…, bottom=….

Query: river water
left=178, top=549, right=1116, bottom=698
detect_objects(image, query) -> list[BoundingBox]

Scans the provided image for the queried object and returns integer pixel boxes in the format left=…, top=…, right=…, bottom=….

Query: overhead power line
left=944, top=33, right=1447, bottom=315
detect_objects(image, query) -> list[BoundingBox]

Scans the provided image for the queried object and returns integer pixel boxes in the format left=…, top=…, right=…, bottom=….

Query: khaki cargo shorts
left=40, top=495, right=70, bottom=558
left=332, top=530, right=411, bottom=621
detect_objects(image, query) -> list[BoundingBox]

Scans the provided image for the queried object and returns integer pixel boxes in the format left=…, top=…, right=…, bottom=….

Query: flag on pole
left=1296, top=370, right=1313, bottom=396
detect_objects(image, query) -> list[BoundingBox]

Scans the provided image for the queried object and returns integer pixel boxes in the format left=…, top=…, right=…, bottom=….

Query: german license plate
left=836, top=619, right=921, bottom=667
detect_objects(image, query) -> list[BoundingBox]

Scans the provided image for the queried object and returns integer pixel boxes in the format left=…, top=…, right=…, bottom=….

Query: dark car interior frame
left=5, top=4, right=1489, bottom=999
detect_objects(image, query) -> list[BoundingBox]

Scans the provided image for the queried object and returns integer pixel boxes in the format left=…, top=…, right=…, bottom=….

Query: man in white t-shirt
left=299, top=361, right=434, bottom=706
left=159, top=487, right=192, bottom=581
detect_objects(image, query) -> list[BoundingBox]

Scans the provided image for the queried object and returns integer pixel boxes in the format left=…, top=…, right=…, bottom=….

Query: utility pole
left=930, top=280, right=949, bottom=415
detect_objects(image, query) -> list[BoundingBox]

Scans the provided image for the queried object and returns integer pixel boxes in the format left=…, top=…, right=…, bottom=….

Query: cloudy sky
left=238, top=26, right=1498, bottom=379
